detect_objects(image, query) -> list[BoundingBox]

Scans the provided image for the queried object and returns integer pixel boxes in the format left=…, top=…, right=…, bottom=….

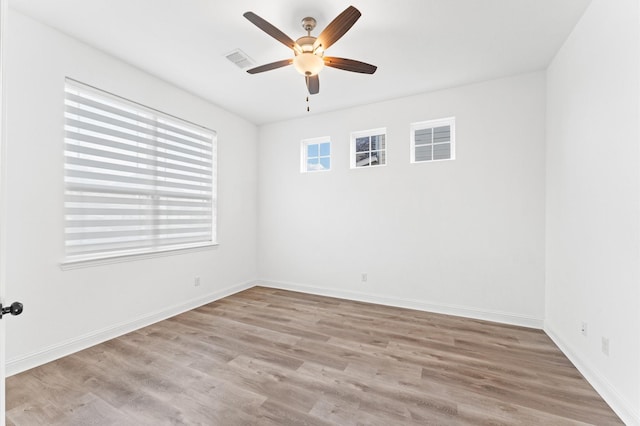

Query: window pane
left=356, top=137, right=370, bottom=152
left=319, top=142, right=330, bottom=156
left=415, top=128, right=432, bottom=145
left=319, top=157, right=330, bottom=170
left=371, top=134, right=386, bottom=150
left=307, top=158, right=321, bottom=170
left=356, top=153, right=371, bottom=166
left=415, top=145, right=432, bottom=162
left=307, top=143, right=319, bottom=157
left=433, top=143, right=451, bottom=160
left=433, top=126, right=450, bottom=143
left=370, top=150, right=386, bottom=165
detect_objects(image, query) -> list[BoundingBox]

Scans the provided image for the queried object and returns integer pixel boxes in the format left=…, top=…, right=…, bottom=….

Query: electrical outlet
left=601, top=337, right=609, bottom=356
left=361, top=273, right=368, bottom=282
left=194, top=276, right=201, bottom=287
left=581, top=322, right=588, bottom=337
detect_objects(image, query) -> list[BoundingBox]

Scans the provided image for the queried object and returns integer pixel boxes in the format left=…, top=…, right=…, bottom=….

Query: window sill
left=59, top=242, right=219, bottom=270
left=410, top=157, right=455, bottom=164
left=350, top=163, right=388, bottom=170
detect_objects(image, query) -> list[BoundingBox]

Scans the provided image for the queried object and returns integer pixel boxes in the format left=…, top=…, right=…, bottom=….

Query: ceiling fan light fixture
left=293, top=52, right=324, bottom=76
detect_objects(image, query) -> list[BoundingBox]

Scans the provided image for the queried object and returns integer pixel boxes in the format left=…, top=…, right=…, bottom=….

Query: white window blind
left=63, top=79, right=217, bottom=263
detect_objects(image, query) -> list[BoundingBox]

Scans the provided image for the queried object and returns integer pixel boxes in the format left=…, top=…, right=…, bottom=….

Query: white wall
left=258, top=72, right=547, bottom=327
left=545, top=0, right=640, bottom=423
left=4, top=10, right=258, bottom=374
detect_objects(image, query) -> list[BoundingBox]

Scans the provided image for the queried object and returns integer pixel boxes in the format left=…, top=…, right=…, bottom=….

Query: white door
left=0, top=0, right=7, bottom=423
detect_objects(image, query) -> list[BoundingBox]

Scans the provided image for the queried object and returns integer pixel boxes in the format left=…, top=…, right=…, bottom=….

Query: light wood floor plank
left=6, top=287, right=623, bottom=425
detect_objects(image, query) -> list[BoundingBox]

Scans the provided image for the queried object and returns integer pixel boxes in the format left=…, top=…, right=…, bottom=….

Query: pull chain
left=306, top=96, right=310, bottom=112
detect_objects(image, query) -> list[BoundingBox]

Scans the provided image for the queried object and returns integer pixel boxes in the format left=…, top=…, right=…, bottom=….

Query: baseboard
left=258, top=280, right=544, bottom=329
left=6, top=280, right=257, bottom=377
left=544, top=324, right=639, bottom=426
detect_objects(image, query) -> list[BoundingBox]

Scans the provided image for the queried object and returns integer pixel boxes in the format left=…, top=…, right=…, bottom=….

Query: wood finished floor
left=6, top=287, right=622, bottom=425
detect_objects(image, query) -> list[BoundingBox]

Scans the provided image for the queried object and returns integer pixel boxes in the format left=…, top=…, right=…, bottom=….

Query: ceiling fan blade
left=243, top=11, right=298, bottom=51
left=306, top=75, right=320, bottom=95
left=246, top=59, right=293, bottom=74
left=324, top=57, right=377, bottom=74
left=315, top=6, right=361, bottom=50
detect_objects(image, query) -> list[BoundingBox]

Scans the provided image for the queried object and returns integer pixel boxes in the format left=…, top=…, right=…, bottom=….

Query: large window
left=350, top=128, right=386, bottom=168
left=301, top=137, right=331, bottom=172
left=410, top=117, right=455, bottom=163
left=63, top=79, right=217, bottom=264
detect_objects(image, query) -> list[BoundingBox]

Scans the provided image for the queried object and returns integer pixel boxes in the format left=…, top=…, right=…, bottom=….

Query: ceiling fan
left=243, top=5, right=377, bottom=95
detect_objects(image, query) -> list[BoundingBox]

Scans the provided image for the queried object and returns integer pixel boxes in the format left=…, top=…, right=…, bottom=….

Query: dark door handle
left=0, top=301, right=23, bottom=319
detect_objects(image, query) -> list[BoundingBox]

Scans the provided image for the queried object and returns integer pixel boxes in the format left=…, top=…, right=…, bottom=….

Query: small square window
left=410, top=117, right=455, bottom=163
left=301, top=137, right=331, bottom=172
left=350, top=128, right=387, bottom=168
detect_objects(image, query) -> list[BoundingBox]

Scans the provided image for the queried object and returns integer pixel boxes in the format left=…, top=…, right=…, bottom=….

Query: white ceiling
left=10, top=0, right=591, bottom=125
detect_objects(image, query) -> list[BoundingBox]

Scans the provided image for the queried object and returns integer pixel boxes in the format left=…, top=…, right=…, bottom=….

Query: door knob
left=0, top=301, right=23, bottom=319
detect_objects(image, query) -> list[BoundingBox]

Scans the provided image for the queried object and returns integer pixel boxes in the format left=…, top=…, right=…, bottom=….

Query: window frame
left=61, top=78, right=217, bottom=268
left=410, top=117, right=456, bottom=164
left=350, top=127, right=387, bottom=169
left=300, top=137, right=332, bottom=173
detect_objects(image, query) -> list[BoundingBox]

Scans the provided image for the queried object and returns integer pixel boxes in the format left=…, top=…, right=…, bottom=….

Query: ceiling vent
left=225, top=49, right=255, bottom=69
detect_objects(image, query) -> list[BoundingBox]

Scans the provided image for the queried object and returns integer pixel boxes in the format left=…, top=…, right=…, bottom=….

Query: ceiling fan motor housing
left=296, top=36, right=319, bottom=53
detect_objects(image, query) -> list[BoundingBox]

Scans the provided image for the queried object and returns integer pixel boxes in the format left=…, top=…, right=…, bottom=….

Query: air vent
left=225, top=49, right=255, bottom=69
